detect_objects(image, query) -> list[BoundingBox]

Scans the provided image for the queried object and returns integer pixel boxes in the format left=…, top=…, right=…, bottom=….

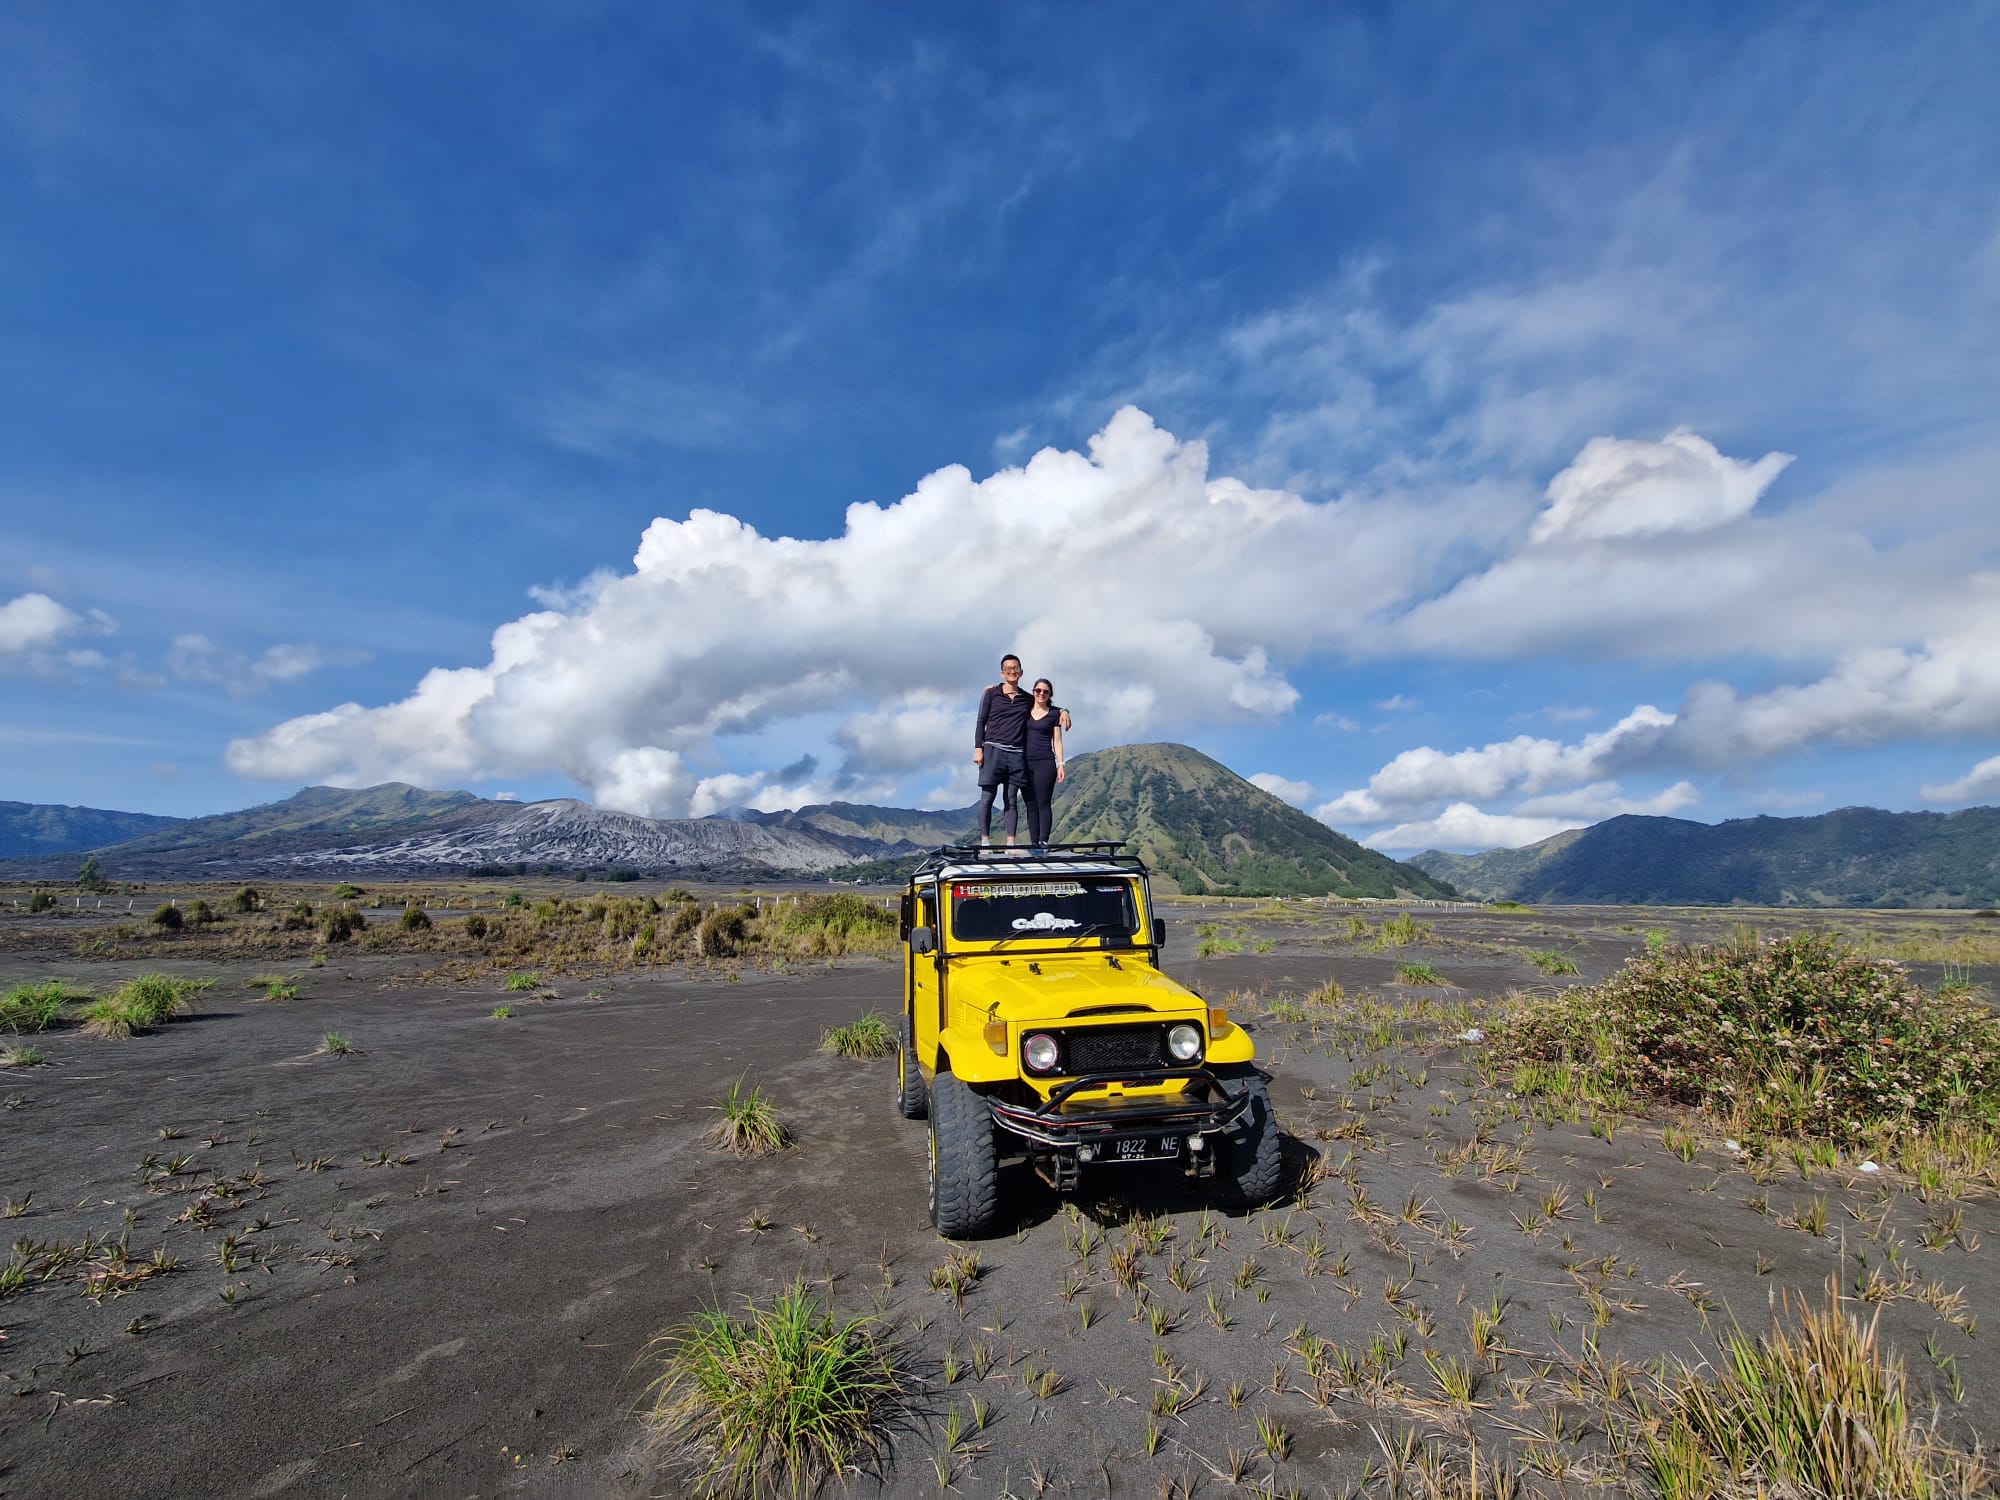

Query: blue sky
left=4, top=3, right=1998, bottom=851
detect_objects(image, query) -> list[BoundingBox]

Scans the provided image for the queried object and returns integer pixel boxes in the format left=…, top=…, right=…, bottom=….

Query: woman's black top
left=1024, top=708, right=1063, bottom=764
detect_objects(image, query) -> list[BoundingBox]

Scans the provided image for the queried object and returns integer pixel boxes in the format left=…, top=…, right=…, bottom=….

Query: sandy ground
left=3, top=902, right=1998, bottom=1498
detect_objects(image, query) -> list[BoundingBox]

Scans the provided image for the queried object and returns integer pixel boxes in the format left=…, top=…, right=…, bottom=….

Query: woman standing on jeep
left=1022, top=678, right=1066, bottom=852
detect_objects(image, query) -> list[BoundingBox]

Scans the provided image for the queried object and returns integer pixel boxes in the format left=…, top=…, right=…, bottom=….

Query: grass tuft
left=706, top=1076, right=792, bottom=1155
left=819, top=1012, right=896, bottom=1059
left=641, top=1280, right=904, bottom=1497
left=1646, top=1276, right=1988, bottom=1498
left=1, top=979, right=80, bottom=1033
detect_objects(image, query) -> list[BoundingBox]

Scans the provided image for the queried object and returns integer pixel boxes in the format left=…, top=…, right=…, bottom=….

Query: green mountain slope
left=0, top=801, right=184, bottom=860
left=1409, top=807, right=2000, bottom=907
left=1050, top=743, right=1456, bottom=898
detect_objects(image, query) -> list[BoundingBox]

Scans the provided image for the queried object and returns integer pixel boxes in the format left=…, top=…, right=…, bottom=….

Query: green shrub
left=1497, top=932, right=2000, bottom=1139
left=281, top=901, right=316, bottom=932
left=320, top=907, right=365, bottom=943
left=1, top=980, right=76, bottom=1033
left=764, top=893, right=897, bottom=957
left=331, top=882, right=363, bottom=900
left=187, top=898, right=221, bottom=926
left=642, top=1280, right=902, bottom=1497
left=698, top=905, right=752, bottom=959
left=504, top=891, right=526, bottom=908
left=400, top=905, right=432, bottom=931
left=75, top=854, right=107, bottom=892
left=26, top=890, right=55, bottom=913
left=504, top=971, right=541, bottom=992
left=462, top=913, right=489, bottom=940
left=230, top=887, right=261, bottom=914
left=667, top=901, right=704, bottom=944
left=150, top=903, right=184, bottom=930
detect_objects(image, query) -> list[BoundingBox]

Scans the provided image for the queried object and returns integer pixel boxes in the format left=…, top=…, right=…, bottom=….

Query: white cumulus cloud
left=1921, top=755, right=2000, bottom=805
left=1364, top=803, right=1584, bottom=853
left=0, top=591, right=114, bottom=666
left=1318, top=706, right=1676, bottom=824
left=1249, top=772, right=1313, bottom=806
left=229, top=409, right=1345, bottom=814
left=1531, top=428, right=1793, bottom=542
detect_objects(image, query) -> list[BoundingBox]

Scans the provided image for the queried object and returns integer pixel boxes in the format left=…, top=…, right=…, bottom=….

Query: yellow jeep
left=896, top=842, right=1281, bottom=1238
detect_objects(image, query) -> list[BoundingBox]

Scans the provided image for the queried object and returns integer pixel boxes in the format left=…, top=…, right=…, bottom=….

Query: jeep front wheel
left=1211, top=1073, right=1282, bottom=1210
left=927, top=1069, right=1001, bottom=1238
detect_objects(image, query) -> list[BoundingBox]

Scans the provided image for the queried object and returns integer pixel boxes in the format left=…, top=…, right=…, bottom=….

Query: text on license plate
left=1111, top=1135, right=1181, bottom=1161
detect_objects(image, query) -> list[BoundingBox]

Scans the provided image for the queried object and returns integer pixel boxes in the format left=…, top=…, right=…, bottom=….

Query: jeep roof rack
left=910, top=841, right=1148, bottom=882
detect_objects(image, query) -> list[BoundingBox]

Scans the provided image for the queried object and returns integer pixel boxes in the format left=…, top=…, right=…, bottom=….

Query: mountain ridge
left=1409, top=805, right=2000, bottom=907
left=0, top=748, right=1452, bottom=896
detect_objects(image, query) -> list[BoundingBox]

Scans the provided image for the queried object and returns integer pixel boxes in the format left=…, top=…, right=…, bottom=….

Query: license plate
left=1111, top=1134, right=1180, bottom=1162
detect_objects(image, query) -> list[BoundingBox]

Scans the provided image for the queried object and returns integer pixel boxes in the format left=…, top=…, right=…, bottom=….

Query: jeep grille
left=1065, top=1025, right=1168, bottom=1073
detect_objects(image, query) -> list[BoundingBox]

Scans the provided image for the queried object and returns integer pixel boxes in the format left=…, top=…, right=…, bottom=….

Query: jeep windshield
left=947, top=877, right=1139, bottom=945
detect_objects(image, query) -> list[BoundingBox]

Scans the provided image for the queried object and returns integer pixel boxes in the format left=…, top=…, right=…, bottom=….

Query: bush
left=27, top=889, right=55, bottom=913
left=230, top=887, right=261, bottom=914
left=400, top=905, right=432, bottom=931
left=281, top=901, right=316, bottom=932
left=1497, top=932, right=2000, bottom=1139
left=187, top=898, right=221, bottom=926
left=667, top=901, right=704, bottom=945
left=320, top=907, right=366, bottom=943
left=331, top=882, right=363, bottom=900
left=698, top=905, right=752, bottom=958
left=764, top=893, right=897, bottom=958
left=150, top=903, right=184, bottom=931
left=462, top=913, right=489, bottom=940
left=75, top=854, right=107, bottom=892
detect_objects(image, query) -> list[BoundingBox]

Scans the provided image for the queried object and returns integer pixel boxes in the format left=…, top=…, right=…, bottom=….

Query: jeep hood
left=972, top=957, right=1202, bottom=1020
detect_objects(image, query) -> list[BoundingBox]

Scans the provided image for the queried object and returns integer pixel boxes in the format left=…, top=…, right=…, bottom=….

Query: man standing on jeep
left=973, top=654, right=1032, bottom=847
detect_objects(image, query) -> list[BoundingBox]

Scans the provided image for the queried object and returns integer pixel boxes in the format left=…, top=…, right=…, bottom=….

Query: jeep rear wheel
left=1211, top=1073, right=1282, bottom=1210
left=928, top=1069, right=1000, bottom=1238
left=895, top=1029, right=929, bottom=1120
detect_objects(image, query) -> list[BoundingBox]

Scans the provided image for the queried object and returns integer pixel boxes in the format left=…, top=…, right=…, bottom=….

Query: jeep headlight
left=1023, top=1033, right=1060, bottom=1073
left=1167, top=1023, right=1203, bottom=1062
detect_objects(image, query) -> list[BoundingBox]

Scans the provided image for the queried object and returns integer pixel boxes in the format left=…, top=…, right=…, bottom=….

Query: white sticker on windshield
left=1012, top=911, right=1083, bottom=931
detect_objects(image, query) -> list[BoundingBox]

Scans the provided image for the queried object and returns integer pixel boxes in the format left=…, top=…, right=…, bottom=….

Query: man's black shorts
left=978, top=743, right=1028, bottom=791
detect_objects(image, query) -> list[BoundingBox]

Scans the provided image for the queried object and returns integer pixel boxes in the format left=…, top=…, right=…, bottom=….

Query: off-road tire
left=896, top=1021, right=929, bottom=1120
left=1211, top=1072, right=1282, bottom=1210
left=928, top=1069, right=1001, bottom=1239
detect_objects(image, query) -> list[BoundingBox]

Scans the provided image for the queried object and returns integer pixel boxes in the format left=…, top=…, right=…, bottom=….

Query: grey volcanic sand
left=2, top=904, right=1998, bottom=1497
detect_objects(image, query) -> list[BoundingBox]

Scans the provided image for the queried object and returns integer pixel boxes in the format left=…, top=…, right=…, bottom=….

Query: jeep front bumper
left=986, top=1067, right=1262, bottom=1152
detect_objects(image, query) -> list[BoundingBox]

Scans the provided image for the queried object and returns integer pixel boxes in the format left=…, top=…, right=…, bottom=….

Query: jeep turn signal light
left=1209, top=1006, right=1232, bottom=1037
left=983, top=1019, right=1008, bottom=1053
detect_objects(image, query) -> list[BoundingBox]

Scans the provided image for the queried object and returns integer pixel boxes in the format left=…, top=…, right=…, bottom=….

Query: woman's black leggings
left=1024, top=760, right=1059, bottom=846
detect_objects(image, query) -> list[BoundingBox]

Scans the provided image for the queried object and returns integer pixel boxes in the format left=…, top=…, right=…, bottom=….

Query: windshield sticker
left=954, top=881, right=1084, bottom=900
left=1011, top=911, right=1083, bottom=932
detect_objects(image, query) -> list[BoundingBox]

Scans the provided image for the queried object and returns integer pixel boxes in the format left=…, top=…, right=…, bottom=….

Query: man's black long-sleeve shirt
left=974, top=685, right=1033, bottom=749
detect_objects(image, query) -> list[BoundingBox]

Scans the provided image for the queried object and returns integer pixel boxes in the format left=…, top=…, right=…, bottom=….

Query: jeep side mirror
left=1153, top=918, right=1166, bottom=948
left=911, top=927, right=937, bottom=954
